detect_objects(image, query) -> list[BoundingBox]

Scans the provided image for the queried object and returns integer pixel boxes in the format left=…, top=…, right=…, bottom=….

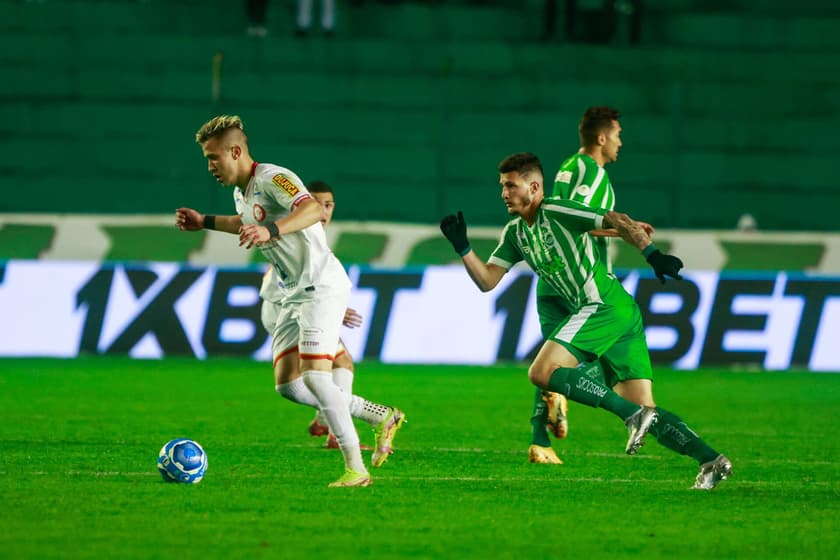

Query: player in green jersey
left=440, top=152, right=731, bottom=490
left=528, top=107, right=656, bottom=465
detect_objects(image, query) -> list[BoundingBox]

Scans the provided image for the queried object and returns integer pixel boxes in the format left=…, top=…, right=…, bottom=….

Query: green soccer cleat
left=543, top=391, right=569, bottom=439
left=371, top=408, right=406, bottom=467
left=692, top=454, right=732, bottom=490
left=624, top=406, right=658, bottom=455
left=528, top=444, right=563, bottom=464
left=328, top=469, right=372, bottom=488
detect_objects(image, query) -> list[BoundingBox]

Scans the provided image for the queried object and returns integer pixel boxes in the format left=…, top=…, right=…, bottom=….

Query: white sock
left=303, top=370, right=366, bottom=473
left=347, top=396, right=391, bottom=427
left=332, top=367, right=354, bottom=394
left=276, top=378, right=319, bottom=408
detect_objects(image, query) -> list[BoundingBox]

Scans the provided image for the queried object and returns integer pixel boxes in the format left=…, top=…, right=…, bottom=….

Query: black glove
left=439, top=211, right=471, bottom=256
left=646, top=249, right=684, bottom=284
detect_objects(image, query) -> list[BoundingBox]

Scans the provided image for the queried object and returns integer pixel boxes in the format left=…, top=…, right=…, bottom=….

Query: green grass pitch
left=1, top=358, right=838, bottom=559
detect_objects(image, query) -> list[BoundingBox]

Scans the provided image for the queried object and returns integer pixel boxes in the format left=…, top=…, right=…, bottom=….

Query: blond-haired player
left=176, top=115, right=405, bottom=488
left=260, top=180, right=372, bottom=450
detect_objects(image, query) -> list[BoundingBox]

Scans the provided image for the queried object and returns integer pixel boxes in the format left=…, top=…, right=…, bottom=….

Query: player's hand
left=238, top=224, right=270, bottom=249
left=646, top=250, right=684, bottom=284
left=343, top=308, right=363, bottom=329
left=175, top=208, right=204, bottom=232
left=439, top=211, right=470, bottom=256
left=638, top=221, right=656, bottom=236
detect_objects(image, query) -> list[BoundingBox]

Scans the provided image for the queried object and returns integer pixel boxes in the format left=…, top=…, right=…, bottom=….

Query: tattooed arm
left=603, top=210, right=683, bottom=283
left=603, top=211, right=653, bottom=251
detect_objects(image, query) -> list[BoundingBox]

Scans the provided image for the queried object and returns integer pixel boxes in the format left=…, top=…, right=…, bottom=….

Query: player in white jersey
left=259, top=180, right=371, bottom=450
left=176, top=115, right=405, bottom=488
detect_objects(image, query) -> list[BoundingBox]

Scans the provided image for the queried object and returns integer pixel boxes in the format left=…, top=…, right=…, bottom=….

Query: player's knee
left=527, top=364, right=551, bottom=389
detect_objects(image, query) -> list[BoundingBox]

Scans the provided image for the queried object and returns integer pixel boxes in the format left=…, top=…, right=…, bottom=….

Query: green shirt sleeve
left=488, top=221, right=522, bottom=269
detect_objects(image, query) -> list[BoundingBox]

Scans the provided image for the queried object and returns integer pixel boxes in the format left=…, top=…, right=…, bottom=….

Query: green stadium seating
left=2, top=0, right=840, bottom=231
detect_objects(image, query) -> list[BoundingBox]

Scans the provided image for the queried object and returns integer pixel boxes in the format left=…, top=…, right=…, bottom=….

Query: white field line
left=0, top=471, right=833, bottom=488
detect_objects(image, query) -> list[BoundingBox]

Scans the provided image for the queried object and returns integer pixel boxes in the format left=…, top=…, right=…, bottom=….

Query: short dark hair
left=307, top=180, right=333, bottom=194
left=579, top=106, right=621, bottom=147
left=498, top=152, right=544, bottom=178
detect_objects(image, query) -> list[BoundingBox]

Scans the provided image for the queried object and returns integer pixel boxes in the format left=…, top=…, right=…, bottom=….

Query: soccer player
left=528, top=107, right=655, bottom=465
left=259, top=180, right=370, bottom=450
left=176, top=115, right=405, bottom=487
left=439, top=152, right=732, bottom=490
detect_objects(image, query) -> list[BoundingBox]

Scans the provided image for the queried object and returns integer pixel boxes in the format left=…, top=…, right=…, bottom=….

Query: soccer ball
left=157, top=438, right=207, bottom=484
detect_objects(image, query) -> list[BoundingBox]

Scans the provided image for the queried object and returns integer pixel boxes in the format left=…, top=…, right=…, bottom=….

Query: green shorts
left=536, top=285, right=653, bottom=387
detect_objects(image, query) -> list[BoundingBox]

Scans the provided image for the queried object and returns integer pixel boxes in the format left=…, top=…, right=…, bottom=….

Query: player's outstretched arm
left=604, top=210, right=682, bottom=283
left=176, top=208, right=242, bottom=234
left=440, top=211, right=506, bottom=292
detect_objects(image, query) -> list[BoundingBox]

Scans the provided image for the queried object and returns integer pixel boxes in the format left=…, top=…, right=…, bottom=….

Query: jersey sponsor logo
left=555, top=170, right=573, bottom=184
left=253, top=204, right=266, bottom=222
left=272, top=174, right=300, bottom=197
left=574, top=184, right=591, bottom=197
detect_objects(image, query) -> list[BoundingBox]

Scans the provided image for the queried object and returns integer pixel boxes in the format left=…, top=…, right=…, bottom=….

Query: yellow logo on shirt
left=272, top=174, right=300, bottom=197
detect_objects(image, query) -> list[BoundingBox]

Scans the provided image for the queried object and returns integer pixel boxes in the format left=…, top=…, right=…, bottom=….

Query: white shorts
left=262, top=286, right=349, bottom=362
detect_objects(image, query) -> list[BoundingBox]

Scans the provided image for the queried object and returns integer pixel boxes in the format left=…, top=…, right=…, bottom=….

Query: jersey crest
left=574, top=184, right=591, bottom=197
left=253, top=204, right=266, bottom=222
left=271, top=174, right=300, bottom=197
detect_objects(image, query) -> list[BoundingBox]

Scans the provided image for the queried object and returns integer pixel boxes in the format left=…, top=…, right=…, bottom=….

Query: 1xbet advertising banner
left=0, top=261, right=838, bottom=371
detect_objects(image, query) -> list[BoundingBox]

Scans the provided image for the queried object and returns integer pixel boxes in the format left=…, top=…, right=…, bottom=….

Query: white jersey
left=235, top=163, right=351, bottom=301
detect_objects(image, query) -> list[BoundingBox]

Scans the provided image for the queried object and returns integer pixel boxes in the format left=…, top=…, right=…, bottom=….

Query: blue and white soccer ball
left=157, top=438, right=207, bottom=484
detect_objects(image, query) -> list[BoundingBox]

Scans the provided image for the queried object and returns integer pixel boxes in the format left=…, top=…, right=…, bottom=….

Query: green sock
left=529, top=388, right=551, bottom=447
left=649, top=407, right=719, bottom=464
left=547, top=363, right=639, bottom=420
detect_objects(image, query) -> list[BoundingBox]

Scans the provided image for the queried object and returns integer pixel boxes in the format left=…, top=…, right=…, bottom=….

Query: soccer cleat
left=328, top=469, right=372, bottom=488
left=543, top=391, right=569, bottom=439
left=308, top=417, right=330, bottom=437
left=528, top=444, right=563, bottom=464
left=692, top=454, right=732, bottom=490
left=371, top=408, right=406, bottom=467
left=624, top=406, right=658, bottom=455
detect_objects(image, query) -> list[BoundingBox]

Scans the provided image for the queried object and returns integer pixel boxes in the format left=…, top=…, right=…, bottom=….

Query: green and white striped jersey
left=489, top=197, right=616, bottom=309
left=537, top=153, right=617, bottom=297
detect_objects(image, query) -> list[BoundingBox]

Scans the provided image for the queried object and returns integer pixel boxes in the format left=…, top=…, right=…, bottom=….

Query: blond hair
left=195, top=115, right=245, bottom=144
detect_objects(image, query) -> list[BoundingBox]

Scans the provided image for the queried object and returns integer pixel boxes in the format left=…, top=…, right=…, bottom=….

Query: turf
left=0, top=358, right=838, bottom=560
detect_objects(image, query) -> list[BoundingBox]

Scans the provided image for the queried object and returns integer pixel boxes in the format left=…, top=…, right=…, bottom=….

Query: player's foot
left=543, top=391, right=569, bottom=439
left=328, top=469, right=372, bottom=488
left=371, top=408, right=406, bottom=468
left=624, top=406, right=658, bottom=455
left=528, top=444, right=563, bottom=464
left=308, top=417, right=330, bottom=437
left=692, top=454, right=732, bottom=490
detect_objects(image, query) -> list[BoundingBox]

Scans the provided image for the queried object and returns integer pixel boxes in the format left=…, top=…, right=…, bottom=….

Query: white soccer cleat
left=692, top=455, right=732, bottom=490
left=624, top=406, right=658, bottom=455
